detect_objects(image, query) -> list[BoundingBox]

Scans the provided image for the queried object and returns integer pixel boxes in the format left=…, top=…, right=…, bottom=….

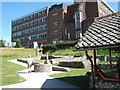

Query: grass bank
left=49, top=47, right=86, bottom=56
left=1, top=48, right=36, bottom=86
left=2, top=48, right=37, bottom=58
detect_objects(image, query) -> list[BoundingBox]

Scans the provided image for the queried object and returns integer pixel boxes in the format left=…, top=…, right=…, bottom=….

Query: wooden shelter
left=76, top=12, right=120, bottom=82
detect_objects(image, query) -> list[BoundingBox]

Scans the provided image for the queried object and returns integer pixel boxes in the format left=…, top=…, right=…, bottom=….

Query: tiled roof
left=76, top=12, right=120, bottom=49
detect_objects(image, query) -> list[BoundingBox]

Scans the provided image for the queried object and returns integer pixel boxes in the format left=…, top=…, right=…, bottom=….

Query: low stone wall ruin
left=52, top=66, right=71, bottom=72
left=34, top=64, right=52, bottom=72
left=59, top=61, right=85, bottom=68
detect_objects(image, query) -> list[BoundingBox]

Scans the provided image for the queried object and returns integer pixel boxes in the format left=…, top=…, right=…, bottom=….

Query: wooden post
left=109, top=48, right=112, bottom=68
left=93, top=49, right=97, bottom=74
left=85, top=50, right=96, bottom=89
left=117, top=57, right=120, bottom=79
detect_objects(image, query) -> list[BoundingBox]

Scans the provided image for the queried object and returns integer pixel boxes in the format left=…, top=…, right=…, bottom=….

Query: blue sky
left=1, top=1, right=119, bottom=42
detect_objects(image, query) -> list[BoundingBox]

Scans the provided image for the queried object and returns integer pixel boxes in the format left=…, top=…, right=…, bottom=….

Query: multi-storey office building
left=11, top=0, right=114, bottom=47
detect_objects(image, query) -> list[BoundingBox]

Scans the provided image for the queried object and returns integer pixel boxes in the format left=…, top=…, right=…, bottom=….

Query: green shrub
left=42, top=44, right=56, bottom=54
left=42, top=40, right=78, bottom=54
left=15, top=39, right=21, bottom=48
left=56, top=40, right=78, bottom=49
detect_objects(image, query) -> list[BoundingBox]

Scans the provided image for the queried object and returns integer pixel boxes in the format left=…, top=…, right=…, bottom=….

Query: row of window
left=12, top=24, right=47, bottom=37
left=12, top=9, right=47, bottom=25
left=12, top=17, right=47, bottom=31
left=19, top=32, right=47, bottom=42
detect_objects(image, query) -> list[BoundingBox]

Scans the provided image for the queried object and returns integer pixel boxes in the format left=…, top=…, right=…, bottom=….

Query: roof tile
left=76, top=12, right=120, bottom=49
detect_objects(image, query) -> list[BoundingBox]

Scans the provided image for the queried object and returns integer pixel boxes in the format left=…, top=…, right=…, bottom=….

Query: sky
left=1, top=1, right=119, bottom=42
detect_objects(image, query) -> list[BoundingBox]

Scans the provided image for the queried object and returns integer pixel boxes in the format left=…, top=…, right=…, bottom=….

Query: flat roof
left=12, top=7, right=47, bottom=22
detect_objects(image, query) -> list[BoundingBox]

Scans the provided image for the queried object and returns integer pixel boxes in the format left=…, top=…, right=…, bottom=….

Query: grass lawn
left=50, top=68, right=90, bottom=89
left=1, top=48, right=37, bottom=86
left=34, top=60, right=46, bottom=63
left=2, top=57, right=26, bottom=86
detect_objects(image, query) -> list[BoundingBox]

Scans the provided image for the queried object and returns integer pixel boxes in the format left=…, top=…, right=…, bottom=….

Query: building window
left=53, top=13, right=58, bottom=16
left=76, top=32, right=81, bottom=39
left=75, top=11, right=82, bottom=29
left=67, top=33, right=71, bottom=40
left=13, top=17, right=47, bottom=31
left=53, top=39, right=58, bottom=44
left=43, top=17, right=47, bottom=22
left=65, top=29, right=68, bottom=35
left=54, top=30, right=58, bottom=33
left=53, top=22, right=58, bottom=26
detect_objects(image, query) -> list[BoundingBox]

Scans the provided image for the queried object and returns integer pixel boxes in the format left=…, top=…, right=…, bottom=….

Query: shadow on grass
left=41, top=79, right=81, bottom=90
left=41, top=76, right=90, bottom=90
left=55, top=76, right=90, bottom=89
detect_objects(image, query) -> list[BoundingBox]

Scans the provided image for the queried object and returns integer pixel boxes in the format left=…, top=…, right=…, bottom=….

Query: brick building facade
left=11, top=0, right=114, bottom=47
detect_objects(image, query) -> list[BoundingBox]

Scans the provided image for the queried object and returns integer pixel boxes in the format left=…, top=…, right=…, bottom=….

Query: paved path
left=1, top=59, right=80, bottom=89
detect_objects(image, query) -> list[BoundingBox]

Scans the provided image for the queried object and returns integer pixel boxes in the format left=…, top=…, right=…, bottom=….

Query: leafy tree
left=15, top=39, right=21, bottom=48
left=0, top=39, right=6, bottom=47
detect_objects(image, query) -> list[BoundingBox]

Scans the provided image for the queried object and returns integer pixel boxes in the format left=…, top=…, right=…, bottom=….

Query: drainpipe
left=85, top=50, right=96, bottom=89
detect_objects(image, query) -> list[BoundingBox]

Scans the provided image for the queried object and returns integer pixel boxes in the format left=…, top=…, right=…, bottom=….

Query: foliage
left=56, top=40, right=78, bottom=49
left=0, top=39, right=6, bottom=47
left=97, top=49, right=109, bottom=56
left=97, top=49, right=120, bottom=56
left=42, top=40, right=78, bottom=54
left=42, top=44, right=56, bottom=54
left=15, top=39, right=21, bottom=48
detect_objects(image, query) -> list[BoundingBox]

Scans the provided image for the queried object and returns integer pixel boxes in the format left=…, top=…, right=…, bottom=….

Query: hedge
left=42, top=44, right=56, bottom=54
left=42, top=40, right=78, bottom=53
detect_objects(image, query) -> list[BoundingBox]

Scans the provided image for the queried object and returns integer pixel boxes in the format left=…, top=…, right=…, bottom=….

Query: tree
left=0, top=39, right=6, bottom=47
left=15, top=39, right=21, bottom=48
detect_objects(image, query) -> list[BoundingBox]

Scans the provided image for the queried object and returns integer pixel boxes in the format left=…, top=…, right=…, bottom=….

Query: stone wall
left=59, top=61, right=85, bottom=68
left=90, top=76, right=120, bottom=89
left=34, top=64, right=52, bottom=72
left=52, top=66, right=71, bottom=72
left=17, top=58, right=39, bottom=65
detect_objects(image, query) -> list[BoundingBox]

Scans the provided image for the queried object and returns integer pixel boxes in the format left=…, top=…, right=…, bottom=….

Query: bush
left=42, top=44, right=56, bottom=54
left=42, top=40, right=78, bottom=54
left=56, top=40, right=78, bottom=49
left=15, top=39, right=21, bottom=48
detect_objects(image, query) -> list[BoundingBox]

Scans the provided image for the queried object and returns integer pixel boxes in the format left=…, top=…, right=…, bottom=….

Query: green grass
left=34, top=60, right=45, bottom=63
left=2, top=48, right=37, bottom=58
left=1, top=48, right=37, bottom=86
left=49, top=47, right=85, bottom=56
left=50, top=68, right=90, bottom=89
left=2, top=57, right=26, bottom=86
